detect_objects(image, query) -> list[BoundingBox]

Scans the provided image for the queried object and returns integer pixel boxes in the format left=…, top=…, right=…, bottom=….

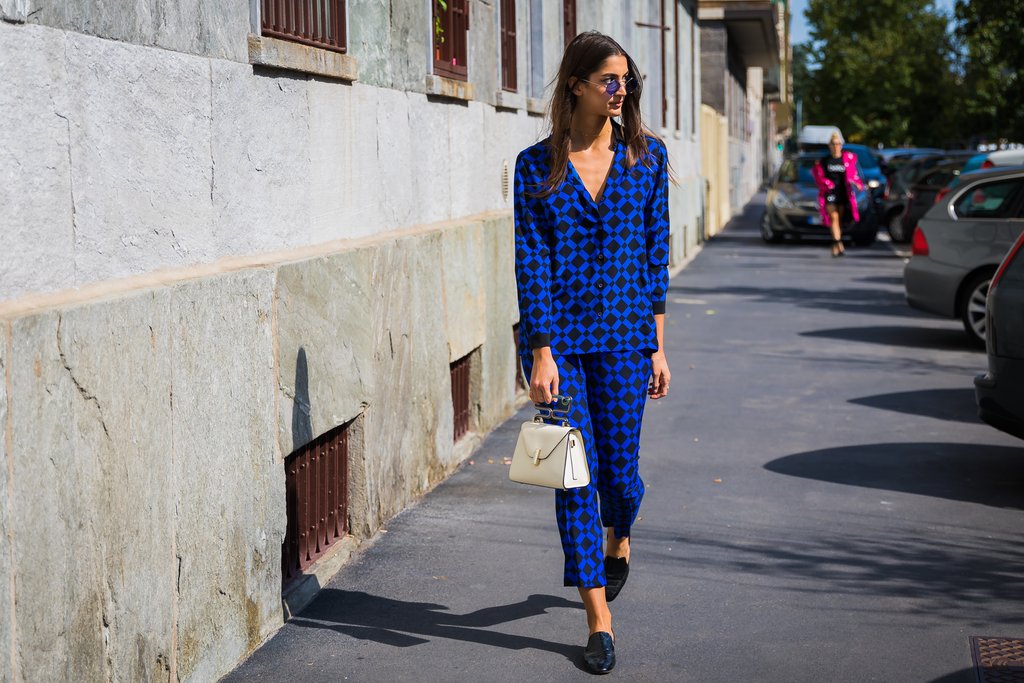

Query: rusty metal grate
left=451, top=354, right=472, bottom=442
left=971, top=636, right=1024, bottom=683
left=433, top=0, right=470, bottom=81
left=499, top=0, right=517, bottom=91
left=562, top=0, right=576, bottom=48
left=282, top=422, right=349, bottom=585
left=261, top=0, right=347, bottom=54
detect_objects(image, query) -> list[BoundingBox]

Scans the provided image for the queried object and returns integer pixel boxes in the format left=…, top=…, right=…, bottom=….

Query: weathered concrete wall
left=0, top=0, right=251, bottom=62
left=0, top=211, right=520, bottom=681
left=1, top=329, right=12, bottom=683
left=0, top=16, right=544, bottom=304
left=169, top=272, right=283, bottom=682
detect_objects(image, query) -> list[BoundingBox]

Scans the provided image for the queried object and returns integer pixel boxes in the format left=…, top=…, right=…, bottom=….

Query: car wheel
left=959, top=271, right=992, bottom=348
left=761, top=212, right=784, bottom=243
left=886, top=212, right=907, bottom=242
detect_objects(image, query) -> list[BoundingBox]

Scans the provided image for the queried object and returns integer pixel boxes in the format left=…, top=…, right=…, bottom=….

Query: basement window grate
left=282, top=421, right=350, bottom=585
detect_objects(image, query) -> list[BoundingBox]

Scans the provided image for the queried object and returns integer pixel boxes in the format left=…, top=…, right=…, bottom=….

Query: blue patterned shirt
left=513, top=121, right=670, bottom=357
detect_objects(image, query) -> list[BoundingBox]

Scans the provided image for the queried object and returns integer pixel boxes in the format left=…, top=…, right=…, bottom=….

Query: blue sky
left=790, top=0, right=956, bottom=46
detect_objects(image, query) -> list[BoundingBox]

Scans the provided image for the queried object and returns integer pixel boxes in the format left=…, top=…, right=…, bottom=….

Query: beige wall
left=701, top=104, right=730, bottom=237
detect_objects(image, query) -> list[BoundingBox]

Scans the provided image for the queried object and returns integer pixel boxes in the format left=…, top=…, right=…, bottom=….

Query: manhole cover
left=971, top=636, right=1024, bottom=683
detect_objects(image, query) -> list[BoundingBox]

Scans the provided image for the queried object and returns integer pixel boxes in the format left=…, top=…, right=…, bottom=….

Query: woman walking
left=512, top=31, right=672, bottom=674
left=812, top=131, right=865, bottom=257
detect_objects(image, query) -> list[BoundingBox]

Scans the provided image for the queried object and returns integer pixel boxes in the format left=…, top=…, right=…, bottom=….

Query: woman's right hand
left=529, top=348, right=560, bottom=404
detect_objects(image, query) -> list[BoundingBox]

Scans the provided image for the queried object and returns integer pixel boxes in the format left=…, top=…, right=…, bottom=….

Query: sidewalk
left=224, top=196, right=1024, bottom=682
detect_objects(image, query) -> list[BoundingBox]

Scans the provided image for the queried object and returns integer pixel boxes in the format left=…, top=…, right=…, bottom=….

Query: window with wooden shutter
left=260, top=0, right=347, bottom=54
left=562, top=0, right=576, bottom=48
left=434, top=0, right=471, bottom=81
left=500, top=0, right=518, bottom=91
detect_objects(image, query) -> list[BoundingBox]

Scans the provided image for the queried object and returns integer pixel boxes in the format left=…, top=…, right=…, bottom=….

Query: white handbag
left=508, top=395, right=590, bottom=490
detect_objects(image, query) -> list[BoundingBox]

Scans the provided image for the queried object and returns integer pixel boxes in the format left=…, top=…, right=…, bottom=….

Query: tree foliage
left=953, top=0, right=1024, bottom=143
left=796, top=0, right=957, bottom=147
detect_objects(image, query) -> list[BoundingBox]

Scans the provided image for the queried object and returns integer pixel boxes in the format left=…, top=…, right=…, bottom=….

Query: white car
left=987, top=148, right=1024, bottom=167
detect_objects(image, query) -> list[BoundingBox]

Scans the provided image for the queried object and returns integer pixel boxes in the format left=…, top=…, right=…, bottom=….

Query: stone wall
left=0, top=212, right=520, bottom=682
left=0, top=2, right=708, bottom=680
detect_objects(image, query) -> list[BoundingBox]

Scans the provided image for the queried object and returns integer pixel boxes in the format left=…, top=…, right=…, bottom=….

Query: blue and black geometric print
left=520, top=350, right=652, bottom=587
left=513, top=119, right=670, bottom=357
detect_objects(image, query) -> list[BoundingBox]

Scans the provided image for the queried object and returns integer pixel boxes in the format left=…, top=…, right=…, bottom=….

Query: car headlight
left=868, top=179, right=880, bottom=189
left=772, top=191, right=795, bottom=209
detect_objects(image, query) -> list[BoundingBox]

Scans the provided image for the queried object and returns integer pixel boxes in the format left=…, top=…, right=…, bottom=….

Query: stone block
left=354, top=232, right=452, bottom=536
left=169, top=270, right=283, bottom=682
left=387, top=0, right=430, bottom=92
left=306, top=77, right=356, bottom=242
left=449, top=100, right=491, bottom=218
left=441, top=222, right=487, bottom=363
left=65, top=31, right=214, bottom=285
left=0, top=327, right=10, bottom=683
left=9, top=291, right=176, bottom=682
left=345, top=0, right=392, bottom=88
left=406, top=92, right=451, bottom=225
left=14, top=0, right=250, bottom=62
left=0, top=22, right=75, bottom=302
left=373, top=87, right=415, bottom=229
left=478, top=215, right=520, bottom=428
left=275, top=248, right=375, bottom=458
left=210, top=58, right=310, bottom=256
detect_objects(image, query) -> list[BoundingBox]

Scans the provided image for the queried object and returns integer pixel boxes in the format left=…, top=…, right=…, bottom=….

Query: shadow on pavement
left=801, top=324, right=978, bottom=351
left=849, top=388, right=981, bottom=424
left=926, top=668, right=979, bottom=683
left=288, top=590, right=587, bottom=666
left=671, top=284, right=927, bottom=319
left=764, top=442, right=1024, bottom=509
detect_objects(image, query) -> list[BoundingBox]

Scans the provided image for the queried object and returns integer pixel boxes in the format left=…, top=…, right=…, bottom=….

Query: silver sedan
left=904, top=167, right=1024, bottom=345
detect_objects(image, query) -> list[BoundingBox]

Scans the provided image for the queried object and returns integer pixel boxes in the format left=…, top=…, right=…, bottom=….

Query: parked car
left=762, top=155, right=879, bottom=245
left=904, top=167, right=1024, bottom=345
left=898, top=160, right=973, bottom=242
left=884, top=152, right=976, bottom=242
left=842, top=143, right=887, bottom=206
left=974, top=229, right=1024, bottom=440
left=878, top=147, right=943, bottom=170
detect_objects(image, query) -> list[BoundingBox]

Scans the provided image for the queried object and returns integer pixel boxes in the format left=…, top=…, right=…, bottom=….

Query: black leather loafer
left=604, top=556, right=629, bottom=602
left=583, top=631, right=615, bottom=674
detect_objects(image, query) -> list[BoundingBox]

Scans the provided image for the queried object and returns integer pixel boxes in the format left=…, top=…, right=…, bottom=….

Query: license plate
left=808, top=215, right=821, bottom=225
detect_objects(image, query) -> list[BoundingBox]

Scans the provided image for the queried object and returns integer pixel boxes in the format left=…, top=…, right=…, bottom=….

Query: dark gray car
left=974, top=229, right=1024, bottom=440
left=762, top=155, right=878, bottom=246
left=903, top=167, right=1024, bottom=345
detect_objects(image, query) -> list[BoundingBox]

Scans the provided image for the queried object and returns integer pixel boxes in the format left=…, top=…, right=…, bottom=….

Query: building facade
left=697, top=0, right=783, bottom=232
left=0, top=1, right=704, bottom=680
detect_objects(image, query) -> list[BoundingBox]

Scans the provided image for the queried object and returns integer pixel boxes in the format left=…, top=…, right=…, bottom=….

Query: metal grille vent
left=451, top=354, right=472, bottom=442
left=502, top=159, right=510, bottom=201
left=282, top=422, right=350, bottom=585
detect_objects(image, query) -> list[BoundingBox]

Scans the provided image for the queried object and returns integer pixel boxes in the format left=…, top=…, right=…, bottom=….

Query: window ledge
left=495, top=90, right=526, bottom=110
left=425, top=74, right=474, bottom=101
left=248, top=34, right=358, bottom=81
left=526, top=97, right=546, bottom=116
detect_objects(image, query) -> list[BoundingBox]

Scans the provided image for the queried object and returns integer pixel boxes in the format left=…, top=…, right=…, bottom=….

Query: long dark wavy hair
left=529, top=30, right=675, bottom=198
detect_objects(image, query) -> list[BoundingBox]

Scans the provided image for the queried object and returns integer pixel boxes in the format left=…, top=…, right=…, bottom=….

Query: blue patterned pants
left=519, top=350, right=652, bottom=587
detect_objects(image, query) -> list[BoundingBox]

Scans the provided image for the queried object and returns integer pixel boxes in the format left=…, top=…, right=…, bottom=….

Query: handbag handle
left=533, top=393, right=573, bottom=427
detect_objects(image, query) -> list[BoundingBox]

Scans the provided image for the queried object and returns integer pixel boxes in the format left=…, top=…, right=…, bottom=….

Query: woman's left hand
left=649, top=352, right=671, bottom=399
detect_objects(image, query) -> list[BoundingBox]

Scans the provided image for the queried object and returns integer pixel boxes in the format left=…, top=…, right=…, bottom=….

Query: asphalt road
left=224, top=195, right=1024, bottom=683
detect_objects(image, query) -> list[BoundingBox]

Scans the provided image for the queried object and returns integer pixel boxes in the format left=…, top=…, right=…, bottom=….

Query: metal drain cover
left=970, top=636, right=1024, bottom=682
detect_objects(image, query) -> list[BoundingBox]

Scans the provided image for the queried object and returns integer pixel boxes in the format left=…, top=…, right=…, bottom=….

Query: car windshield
left=778, top=159, right=816, bottom=184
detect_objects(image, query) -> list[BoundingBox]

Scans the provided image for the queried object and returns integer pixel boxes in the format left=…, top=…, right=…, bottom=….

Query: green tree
left=798, top=0, right=956, bottom=146
left=954, top=0, right=1024, bottom=143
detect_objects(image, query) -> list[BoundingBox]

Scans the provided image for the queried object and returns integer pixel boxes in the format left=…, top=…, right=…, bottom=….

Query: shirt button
left=596, top=282, right=604, bottom=289
left=597, top=253, right=606, bottom=262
